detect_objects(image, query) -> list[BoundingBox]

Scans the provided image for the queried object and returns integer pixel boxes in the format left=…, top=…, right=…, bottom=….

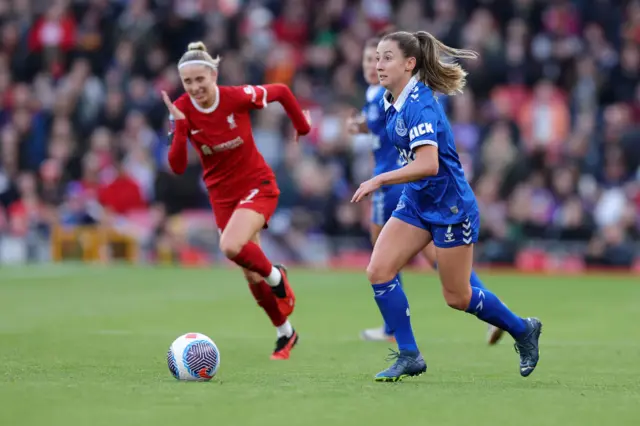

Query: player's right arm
left=162, top=91, right=189, bottom=175
left=374, top=102, right=440, bottom=186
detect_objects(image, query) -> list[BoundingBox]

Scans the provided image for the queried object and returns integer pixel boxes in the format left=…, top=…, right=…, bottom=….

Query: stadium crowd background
left=0, top=0, right=638, bottom=269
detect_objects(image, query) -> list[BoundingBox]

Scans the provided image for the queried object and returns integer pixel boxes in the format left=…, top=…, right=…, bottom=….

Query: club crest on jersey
left=395, top=118, right=407, bottom=137
left=227, top=114, right=236, bottom=129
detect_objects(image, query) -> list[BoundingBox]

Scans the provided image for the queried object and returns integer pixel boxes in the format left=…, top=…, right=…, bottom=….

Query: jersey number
left=239, top=189, right=259, bottom=205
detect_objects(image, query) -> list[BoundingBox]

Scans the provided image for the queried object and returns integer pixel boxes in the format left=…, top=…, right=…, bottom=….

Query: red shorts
left=209, top=182, right=280, bottom=231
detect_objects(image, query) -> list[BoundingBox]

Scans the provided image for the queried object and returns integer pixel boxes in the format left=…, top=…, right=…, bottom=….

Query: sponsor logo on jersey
left=409, top=122, right=434, bottom=141
left=395, top=118, right=408, bottom=136
left=397, top=147, right=415, bottom=165
left=214, top=136, right=244, bottom=152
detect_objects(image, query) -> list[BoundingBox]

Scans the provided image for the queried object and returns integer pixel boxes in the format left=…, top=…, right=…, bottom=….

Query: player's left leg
left=218, top=189, right=295, bottom=317
left=432, top=216, right=542, bottom=377
left=243, top=233, right=298, bottom=360
left=421, top=243, right=504, bottom=345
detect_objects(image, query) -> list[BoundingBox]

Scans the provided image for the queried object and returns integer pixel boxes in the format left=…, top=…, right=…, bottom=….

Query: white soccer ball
left=167, top=332, right=220, bottom=381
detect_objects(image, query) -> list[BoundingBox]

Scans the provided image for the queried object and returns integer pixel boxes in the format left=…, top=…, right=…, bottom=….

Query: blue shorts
left=391, top=195, right=480, bottom=248
left=371, top=185, right=404, bottom=226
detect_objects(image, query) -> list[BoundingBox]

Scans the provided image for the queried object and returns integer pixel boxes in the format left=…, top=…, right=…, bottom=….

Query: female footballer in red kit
left=162, top=41, right=311, bottom=360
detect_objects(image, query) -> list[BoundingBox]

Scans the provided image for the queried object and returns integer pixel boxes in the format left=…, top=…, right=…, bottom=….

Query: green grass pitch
left=1, top=264, right=639, bottom=426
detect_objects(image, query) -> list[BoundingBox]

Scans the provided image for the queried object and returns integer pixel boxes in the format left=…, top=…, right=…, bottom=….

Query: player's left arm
left=375, top=104, right=439, bottom=185
left=237, top=84, right=311, bottom=137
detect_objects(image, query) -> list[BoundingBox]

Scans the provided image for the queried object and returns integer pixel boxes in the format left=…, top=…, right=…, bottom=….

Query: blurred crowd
left=0, top=0, right=638, bottom=267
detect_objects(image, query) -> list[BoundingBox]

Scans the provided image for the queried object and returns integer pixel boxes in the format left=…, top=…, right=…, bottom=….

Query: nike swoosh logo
left=191, top=129, right=202, bottom=135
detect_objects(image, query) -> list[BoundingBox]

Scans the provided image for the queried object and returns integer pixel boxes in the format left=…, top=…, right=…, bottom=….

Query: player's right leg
left=243, top=233, right=298, bottom=360
left=360, top=222, right=396, bottom=342
left=361, top=188, right=403, bottom=342
left=367, top=209, right=431, bottom=381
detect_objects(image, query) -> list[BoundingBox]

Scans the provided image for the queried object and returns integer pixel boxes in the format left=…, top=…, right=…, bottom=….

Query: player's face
left=376, top=40, right=415, bottom=93
left=179, top=64, right=218, bottom=106
left=362, top=46, right=378, bottom=85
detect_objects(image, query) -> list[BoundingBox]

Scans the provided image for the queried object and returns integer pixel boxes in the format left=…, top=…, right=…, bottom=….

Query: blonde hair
left=177, top=41, right=220, bottom=70
left=383, top=31, right=478, bottom=95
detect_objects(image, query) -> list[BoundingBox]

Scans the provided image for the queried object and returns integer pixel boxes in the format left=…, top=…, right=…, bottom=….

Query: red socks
left=248, top=280, right=287, bottom=327
left=233, top=242, right=285, bottom=326
left=230, top=242, right=273, bottom=277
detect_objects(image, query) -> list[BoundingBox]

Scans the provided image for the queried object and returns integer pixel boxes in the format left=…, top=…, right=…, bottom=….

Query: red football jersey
left=173, top=85, right=276, bottom=203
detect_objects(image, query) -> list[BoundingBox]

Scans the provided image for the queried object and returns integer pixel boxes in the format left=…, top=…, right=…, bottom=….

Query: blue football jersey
left=383, top=76, right=478, bottom=225
left=364, top=85, right=402, bottom=177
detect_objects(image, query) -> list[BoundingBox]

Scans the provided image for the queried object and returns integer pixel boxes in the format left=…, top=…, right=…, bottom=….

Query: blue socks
left=372, top=277, right=417, bottom=352
left=469, top=269, right=486, bottom=290
left=382, top=274, right=402, bottom=335
left=466, top=286, right=528, bottom=339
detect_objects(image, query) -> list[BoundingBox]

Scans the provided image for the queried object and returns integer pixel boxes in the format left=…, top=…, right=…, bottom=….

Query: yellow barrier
left=51, top=225, right=137, bottom=263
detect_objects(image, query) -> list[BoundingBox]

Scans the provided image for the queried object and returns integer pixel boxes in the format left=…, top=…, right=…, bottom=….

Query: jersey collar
left=383, top=74, right=420, bottom=112
left=189, top=85, right=220, bottom=113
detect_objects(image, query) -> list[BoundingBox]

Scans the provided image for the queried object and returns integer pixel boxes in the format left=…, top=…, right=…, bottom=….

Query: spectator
left=0, top=0, right=637, bottom=268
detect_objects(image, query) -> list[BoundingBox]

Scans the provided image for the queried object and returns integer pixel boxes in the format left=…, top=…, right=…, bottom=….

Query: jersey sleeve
left=405, top=101, right=438, bottom=151
left=233, top=85, right=269, bottom=110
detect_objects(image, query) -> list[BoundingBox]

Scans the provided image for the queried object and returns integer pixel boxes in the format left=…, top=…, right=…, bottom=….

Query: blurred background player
left=348, top=34, right=504, bottom=345
left=162, top=42, right=312, bottom=360
left=352, top=31, right=542, bottom=382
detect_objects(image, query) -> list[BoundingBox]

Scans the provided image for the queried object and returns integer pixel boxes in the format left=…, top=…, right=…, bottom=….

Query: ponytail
left=413, top=31, right=477, bottom=95
left=382, top=31, right=478, bottom=95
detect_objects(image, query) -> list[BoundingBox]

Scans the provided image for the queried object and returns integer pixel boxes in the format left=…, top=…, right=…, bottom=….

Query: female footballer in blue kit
left=351, top=31, right=542, bottom=382
left=348, top=36, right=503, bottom=345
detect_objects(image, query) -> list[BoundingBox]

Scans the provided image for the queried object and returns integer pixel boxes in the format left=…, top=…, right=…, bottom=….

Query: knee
left=219, top=235, right=243, bottom=259
left=442, top=287, right=472, bottom=311
left=366, top=261, right=396, bottom=284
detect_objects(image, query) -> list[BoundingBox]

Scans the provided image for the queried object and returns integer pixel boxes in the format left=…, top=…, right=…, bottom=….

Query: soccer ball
left=167, top=332, right=220, bottom=381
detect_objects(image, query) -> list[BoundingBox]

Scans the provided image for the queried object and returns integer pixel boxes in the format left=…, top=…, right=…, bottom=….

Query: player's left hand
left=295, top=110, right=312, bottom=143
left=351, top=177, right=382, bottom=203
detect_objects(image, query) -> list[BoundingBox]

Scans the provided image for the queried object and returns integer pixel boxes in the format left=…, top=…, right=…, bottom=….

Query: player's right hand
left=346, top=109, right=366, bottom=135
left=161, top=91, right=185, bottom=120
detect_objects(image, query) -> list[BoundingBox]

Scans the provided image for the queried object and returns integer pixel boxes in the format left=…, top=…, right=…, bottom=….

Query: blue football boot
left=374, top=349, right=427, bottom=382
left=514, top=317, right=542, bottom=377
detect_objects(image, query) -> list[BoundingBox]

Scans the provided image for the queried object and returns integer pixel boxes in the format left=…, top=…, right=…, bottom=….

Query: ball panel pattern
left=183, top=340, right=219, bottom=380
